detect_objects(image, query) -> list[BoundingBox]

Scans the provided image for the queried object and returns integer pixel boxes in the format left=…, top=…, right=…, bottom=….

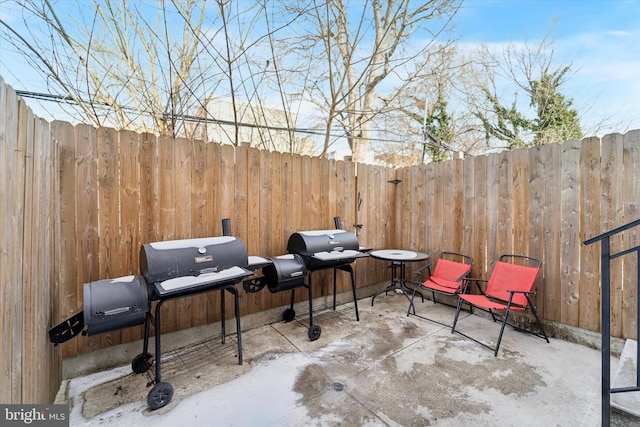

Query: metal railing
left=584, top=218, right=640, bottom=427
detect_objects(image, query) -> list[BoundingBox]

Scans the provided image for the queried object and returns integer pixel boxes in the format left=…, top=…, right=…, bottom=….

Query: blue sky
left=454, top=0, right=640, bottom=136
left=1, top=0, right=638, bottom=138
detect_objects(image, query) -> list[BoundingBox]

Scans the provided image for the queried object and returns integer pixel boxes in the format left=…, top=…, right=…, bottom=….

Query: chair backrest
left=432, top=258, right=472, bottom=282
left=485, top=258, right=540, bottom=306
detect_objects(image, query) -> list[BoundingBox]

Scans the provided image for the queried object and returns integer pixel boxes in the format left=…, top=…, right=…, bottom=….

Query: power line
left=14, top=89, right=469, bottom=156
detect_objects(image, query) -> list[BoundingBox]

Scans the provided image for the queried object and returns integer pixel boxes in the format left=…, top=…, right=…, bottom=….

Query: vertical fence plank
left=289, top=153, right=302, bottom=233
left=542, top=143, right=562, bottom=323
left=97, top=127, right=122, bottom=348
left=0, top=78, right=12, bottom=402
left=48, top=120, right=62, bottom=402
left=527, top=145, right=545, bottom=314
left=259, top=149, right=276, bottom=305
left=512, top=148, right=529, bottom=256
left=496, top=150, right=514, bottom=259
left=225, top=144, right=242, bottom=321
left=561, top=139, right=581, bottom=328
left=157, top=135, right=177, bottom=333
left=413, top=164, right=426, bottom=254
left=74, top=124, right=99, bottom=354
left=601, top=134, right=625, bottom=337
left=139, top=132, right=158, bottom=246
left=2, top=84, right=23, bottom=402
left=18, top=98, right=32, bottom=403
left=175, top=137, right=194, bottom=331
left=246, top=147, right=263, bottom=308
left=431, top=162, right=445, bottom=256
left=452, top=158, right=465, bottom=252
left=120, top=130, right=143, bottom=342
left=622, top=130, right=640, bottom=339
left=473, top=155, right=488, bottom=276
left=484, top=153, right=499, bottom=273
left=355, top=163, right=370, bottom=288
left=580, top=136, right=603, bottom=332
left=50, top=121, right=79, bottom=357
left=462, top=156, right=476, bottom=265
left=441, top=160, right=455, bottom=255
left=191, top=139, right=210, bottom=328
left=32, top=117, right=54, bottom=403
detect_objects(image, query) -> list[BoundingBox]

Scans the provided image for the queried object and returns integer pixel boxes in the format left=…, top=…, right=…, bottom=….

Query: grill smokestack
left=222, top=218, right=232, bottom=236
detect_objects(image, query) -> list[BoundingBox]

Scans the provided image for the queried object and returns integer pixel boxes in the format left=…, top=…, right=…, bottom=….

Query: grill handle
left=100, top=307, right=132, bottom=316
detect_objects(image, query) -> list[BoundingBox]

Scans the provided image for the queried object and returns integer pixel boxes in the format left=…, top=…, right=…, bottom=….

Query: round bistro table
left=369, top=249, right=430, bottom=306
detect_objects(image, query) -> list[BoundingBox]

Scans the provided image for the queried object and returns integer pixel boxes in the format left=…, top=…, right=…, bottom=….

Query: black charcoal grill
left=244, top=218, right=367, bottom=341
left=48, top=275, right=150, bottom=344
left=136, top=235, right=252, bottom=409
left=49, top=225, right=252, bottom=410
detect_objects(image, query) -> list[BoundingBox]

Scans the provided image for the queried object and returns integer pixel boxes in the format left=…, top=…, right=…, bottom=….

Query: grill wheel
left=282, top=308, right=296, bottom=322
left=131, top=352, right=153, bottom=374
left=147, top=382, right=174, bottom=410
left=308, top=324, right=321, bottom=341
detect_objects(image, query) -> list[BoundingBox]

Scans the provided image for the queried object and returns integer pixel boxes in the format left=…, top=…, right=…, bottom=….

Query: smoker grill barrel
left=83, top=275, right=149, bottom=335
left=263, top=254, right=307, bottom=293
left=48, top=275, right=150, bottom=344
left=140, top=236, right=248, bottom=284
left=287, top=229, right=359, bottom=257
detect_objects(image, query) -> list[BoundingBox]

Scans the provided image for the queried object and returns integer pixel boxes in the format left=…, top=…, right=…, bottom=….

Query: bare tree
left=280, top=0, right=461, bottom=162
left=373, top=44, right=483, bottom=165
left=0, top=0, right=309, bottom=150
left=0, top=0, right=223, bottom=134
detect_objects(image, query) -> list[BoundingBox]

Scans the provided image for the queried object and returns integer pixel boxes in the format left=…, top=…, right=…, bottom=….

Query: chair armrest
left=466, top=277, right=488, bottom=295
left=413, top=262, right=432, bottom=281
left=506, top=289, right=536, bottom=295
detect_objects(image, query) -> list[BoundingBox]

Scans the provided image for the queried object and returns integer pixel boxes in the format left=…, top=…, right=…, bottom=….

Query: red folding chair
left=407, top=251, right=473, bottom=327
left=451, top=254, right=549, bottom=356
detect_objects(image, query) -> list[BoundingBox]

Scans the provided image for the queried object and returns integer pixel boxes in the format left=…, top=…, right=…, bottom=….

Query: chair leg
left=407, top=284, right=419, bottom=316
left=494, top=308, right=511, bottom=356
left=450, top=297, right=464, bottom=333
left=524, top=295, right=549, bottom=343
left=529, top=304, right=550, bottom=343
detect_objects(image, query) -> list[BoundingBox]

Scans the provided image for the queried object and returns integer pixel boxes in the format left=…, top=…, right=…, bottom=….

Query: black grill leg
left=220, top=288, right=226, bottom=344
left=142, top=312, right=152, bottom=357
left=307, top=271, right=314, bottom=327
left=347, top=266, right=359, bottom=321
left=333, top=268, right=338, bottom=311
left=229, top=286, right=243, bottom=365
left=153, top=300, right=164, bottom=384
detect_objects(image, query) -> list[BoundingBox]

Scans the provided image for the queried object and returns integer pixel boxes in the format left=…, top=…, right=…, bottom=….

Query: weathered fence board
left=561, top=139, right=582, bottom=328
left=542, top=142, right=562, bottom=323
left=622, top=131, right=640, bottom=339
left=580, top=136, right=602, bottom=333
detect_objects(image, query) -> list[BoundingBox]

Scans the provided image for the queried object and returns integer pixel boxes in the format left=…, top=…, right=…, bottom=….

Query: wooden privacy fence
left=394, top=134, right=640, bottom=339
left=1, top=78, right=61, bottom=404
left=50, top=121, right=397, bottom=359
left=50, top=122, right=640, bottom=359
left=2, top=75, right=639, bottom=404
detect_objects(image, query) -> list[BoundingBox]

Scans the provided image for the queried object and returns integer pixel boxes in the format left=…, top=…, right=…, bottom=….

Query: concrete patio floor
left=58, top=292, right=639, bottom=426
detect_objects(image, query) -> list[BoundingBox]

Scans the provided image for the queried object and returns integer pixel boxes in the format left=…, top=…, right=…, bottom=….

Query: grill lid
left=140, top=236, right=248, bottom=284
left=83, top=275, right=149, bottom=336
left=287, top=229, right=359, bottom=257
